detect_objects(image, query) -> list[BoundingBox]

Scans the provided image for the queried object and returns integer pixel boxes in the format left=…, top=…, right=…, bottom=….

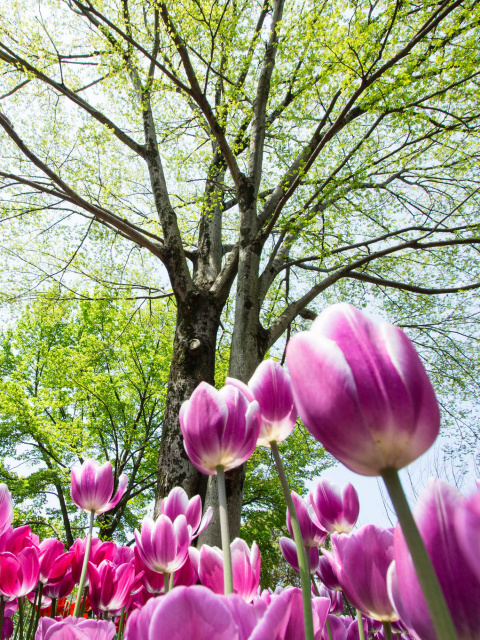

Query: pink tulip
left=38, top=540, right=73, bottom=585
left=226, top=359, right=297, bottom=446
left=134, top=514, right=190, bottom=575
left=87, top=560, right=143, bottom=617
left=286, top=303, right=440, bottom=475
left=309, top=480, right=359, bottom=534
left=35, top=617, right=116, bottom=640
left=280, top=537, right=319, bottom=575
left=0, top=525, right=37, bottom=554
left=0, top=486, right=13, bottom=537
left=0, top=548, right=39, bottom=600
left=198, top=539, right=261, bottom=603
left=180, top=382, right=260, bottom=475
left=316, top=555, right=341, bottom=591
left=71, top=537, right=116, bottom=584
left=287, top=491, right=327, bottom=547
left=455, top=482, right=480, bottom=582
left=160, top=486, right=213, bottom=538
left=43, top=569, right=75, bottom=600
left=71, top=459, right=128, bottom=514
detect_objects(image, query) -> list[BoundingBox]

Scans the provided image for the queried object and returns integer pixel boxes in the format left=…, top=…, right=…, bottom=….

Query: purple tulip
left=35, top=617, right=116, bottom=640
left=226, top=359, right=297, bottom=447
left=87, top=560, right=143, bottom=617
left=180, top=382, right=261, bottom=475
left=388, top=479, right=480, bottom=640
left=286, top=303, right=440, bottom=475
left=455, top=483, right=480, bottom=581
left=322, top=526, right=398, bottom=622
left=309, top=480, right=359, bottom=534
left=280, top=537, right=319, bottom=575
left=160, top=486, right=213, bottom=538
left=317, top=584, right=344, bottom=614
left=321, top=615, right=348, bottom=640
left=71, top=459, right=128, bottom=514
left=43, top=569, right=74, bottom=599
left=198, top=538, right=261, bottom=602
left=316, top=555, right=341, bottom=592
left=134, top=514, right=190, bottom=575
left=0, top=548, right=39, bottom=600
left=0, top=485, right=13, bottom=537
left=287, top=491, right=328, bottom=547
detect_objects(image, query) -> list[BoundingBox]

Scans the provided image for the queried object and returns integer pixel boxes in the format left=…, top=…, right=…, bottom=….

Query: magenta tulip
left=71, top=537, right=116, bottom=584
left=286, top=303, right=440, bottom=475
left=287, top=491, right=327, bottom=547
left=309, top=480, right=359, bottom=534
left=134, top=514, right=190, bottom=575
left=317, top=584, right=344, bottom=614
left=0, top=548, right=39, bottom=600
left=160, top=486, right=213, bottom=538
left=455, top=483, right=480, bottom=581
left=226, top=359, right=297, bottom=446
left=0, top=486, right=13, bottom=537
left=180, top=382, right=260, bottom=475
left=87, top=560, right=143, bottom=617
left=388, top=479, right=480, bottom=640
left=71, top=459, right=128, bottom=514
left=198, top=538, right=261, bottom=602
left=280, top=537, right=319, bottom=575
left=38, top=540, right=73, bottom=585
left=43, top=569, right=74, bottom=600
left=316, top=555, right=341, bottom=591
left=35, top=617, right=116, bottom=640
left=322, top=526, right=398, bottom=622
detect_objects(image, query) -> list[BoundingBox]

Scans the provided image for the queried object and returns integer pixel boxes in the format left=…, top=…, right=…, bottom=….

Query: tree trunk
left=153, top=289, right=221, bottom=517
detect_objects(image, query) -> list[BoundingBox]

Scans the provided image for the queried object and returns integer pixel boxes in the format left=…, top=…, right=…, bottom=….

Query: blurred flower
left=286, top=303, right=440, bottom=475
left=71, top=459, right=128, bottom=515
left=43, top=569, right=74, bottom=600
left=388, top=479, right=480, bottom=640
left=316, top=555, right=341, bottom=592
left=322, top=526, right=398, bottom=622
left=134, top=514, right=190, bottom=575
left=316, top=584, right=344, bottom=614
left=309, top=480, right=359, bottom=534
left=287, top=491, right=327, bottom=547
left=35, top=616, right=116, bottom=640
left=279, top=537, right=319, bottom=575
left=160, top=486, right=212, bottom=539
left=87, top=560, right=143, bottom=618
left=455, top=482, right=480, bottom=581
left=0, top=485, right=13, bottom=537
left=180, top=382, right=260, bottom=475
left=226, top=359, right=297, bottom=447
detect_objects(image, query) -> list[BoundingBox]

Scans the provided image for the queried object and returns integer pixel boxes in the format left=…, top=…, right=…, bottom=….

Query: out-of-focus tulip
left=71, top=537, right=116, bottom=584
left=388, top=479, right=480, bottom=640
left=0, top=485, right=13, bottom=537
left=0, top=525, right=37, bottom=554
left=134, top=547, right=164, bottom=595
left=198, top=539, right=261, bottom=603
left=134, top=514, right=190, bottom=575
left=309, top=480, right=359, bottom=534
left=316, top=555, right=341, bottom=592
left=0, top=548, right=39, bottom=600
left=455, top=483, right=480, bottom=581
left=71, top=459, right=128, bottom=515
left=112, top=546, right=134, bottom=566
left=226, top=359, right=297, bottom=447
left=180, top=383, right=260, bottom=475
left=287, top=491, right=327, bottom=547
left=317, top=584, right=344, bottom=614
left=160, top=486, right=213, bottom=539
left=38, top=540, right=73, bottom=585
left=280, top=537, right=319, bottom=575
left=321, top=614, right=348, bottom=640
left=323, top=526, right=398, bottom=622
left=87, top=560, right=143, bottom=617
left=43, top=569, right=75, bottom=600
left=286, top=303, right=440, bottom=476
left=35, top=616, right=116, bottom=640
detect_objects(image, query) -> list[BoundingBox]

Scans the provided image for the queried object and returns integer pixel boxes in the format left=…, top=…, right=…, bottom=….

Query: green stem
left=25, top=588, right=39, bottom=640
left=163, top=573, right=170, bottom=594
left=381, top=468, right=458, bottom=640
left=79, top=587, right=88, bottom=617
left=270, top=441, right=315, bottom=640
left=73, top=510, right=95, bottom=618
left=169, top=572, right=175, bottom=591
left=216, top=465, right=233, bottom=595
left=31, top=583, right=43, bottom=640
left=50, top=598, right=57, bottom=619
left=325, top=617, right=333, bottom=640
left=383, top=621, right=393, bottom=640
left=356, top=610, right=366, bottom=640
left=118, top=606, right=126, bottom=640
left=18, top=597, right=24, bottom=640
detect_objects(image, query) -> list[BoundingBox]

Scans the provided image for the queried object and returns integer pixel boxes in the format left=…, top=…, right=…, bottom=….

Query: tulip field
left=0, top=303, right=479, bottom=640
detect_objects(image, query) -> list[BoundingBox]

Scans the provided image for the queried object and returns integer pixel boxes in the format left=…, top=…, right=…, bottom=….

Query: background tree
left=1, top=0, right=480, bottom=543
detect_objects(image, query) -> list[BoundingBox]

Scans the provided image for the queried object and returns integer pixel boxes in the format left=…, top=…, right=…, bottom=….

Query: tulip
left=160, top=486, right=213, bottom=538
left=322, top=526, right=398, bottom=622
left=286, top=491, right=327, bottom=548
left=388, top=479, right=480, bottom=640
left=180, top=383, right=260, bottom=476
left=317, top=584, right=344, bottom=614
left=87, top=560, right=143, bottom=618
left=0, top=548, right=39, bottom=600
left=321, top=615, right=348, bottom=640
left=198, top=539, right=261, bottom=603
left=38, top=540, right=73, bottom=585
left=226, top=359, right=297, bottom=447
left=70, top=460, right=128, bottom=515
left=0, top=486, right=13, bottom=537
left=286, top=303, right=440, bottom=476
left=134, top=514, right=190, bottom=579
left=455, top=483, right=480, bottom=582
left=35, top=617, right=116, bottom=640
left=71, top=537, right=116, bottom=584
left=316, top=555, right=341, bottom=591
left=279, top=537, right=319, bottom=575
left=309, top=480, right=359, bottom=534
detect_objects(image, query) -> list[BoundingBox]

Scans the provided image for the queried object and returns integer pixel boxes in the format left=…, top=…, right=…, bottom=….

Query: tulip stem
left=163, top=573, right=170, bottom=594
left=26, top=588, right=39, bottom=640
left=118, top=606, right=126, bottom=640
left=73, top=510, right=95, bottom=618
left=356, top=610, right=365, bottom=640
left=382, top=622, right=393, bottom=640
left=216, top=465, right=234, bottom=595
left=18, top=596, right=24, bottom=640
left=381, top=468, right=459, bottom=640
left=0, top=598, right=5, bottom=638
left=325, top=618, right=333, bottom=640
left=51, top=598, right=57, bottom=619
left=270, top=441, right=315, bottom=640
left=169, top=571, right=175, bottom=591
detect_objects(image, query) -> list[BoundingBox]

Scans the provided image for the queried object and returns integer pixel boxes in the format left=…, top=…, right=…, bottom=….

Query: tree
left=1, top=0, right=480, bottom=543
left=0, top=292, right=173, bottom=544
